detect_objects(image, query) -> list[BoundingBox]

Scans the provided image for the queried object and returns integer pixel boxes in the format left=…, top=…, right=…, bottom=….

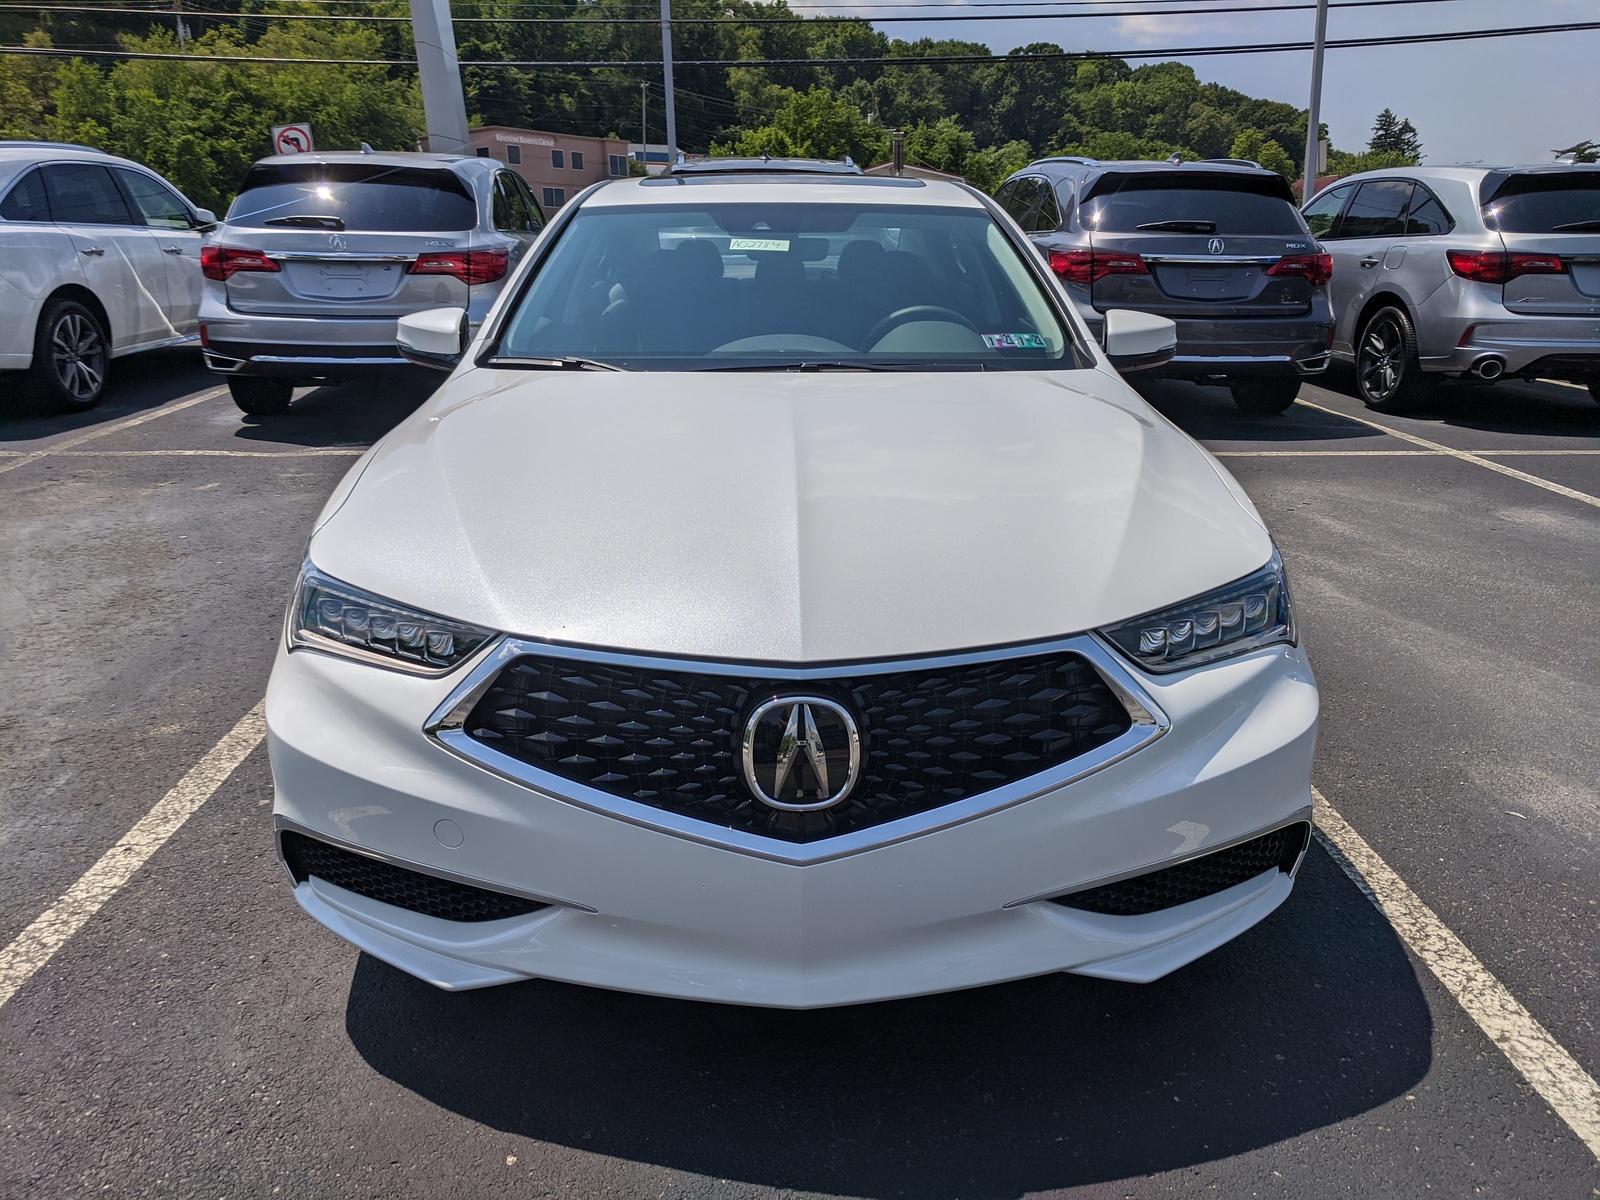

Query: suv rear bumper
left=1421, top=314, right=1600, bottom=380
left=204, top=338, right=412, bottom=380
left=1078, top=306, right=1333, bottom=379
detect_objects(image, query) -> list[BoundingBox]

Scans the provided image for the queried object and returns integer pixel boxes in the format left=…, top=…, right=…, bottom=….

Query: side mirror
left=1102, top=309, right=1177, bottom=373
left=192, top=207, right=217, bottom=229
left=397, top=306, right=470, bottom=371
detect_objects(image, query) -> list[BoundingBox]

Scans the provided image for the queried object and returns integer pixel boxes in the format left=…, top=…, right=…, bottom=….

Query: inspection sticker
left=982, top=332, right=1047, bottom=349
left=729, top=237, right=790, bottom=253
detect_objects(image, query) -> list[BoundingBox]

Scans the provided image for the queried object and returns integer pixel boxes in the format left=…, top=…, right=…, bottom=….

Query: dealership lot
left=0, top=358, right=1596, bottom=1196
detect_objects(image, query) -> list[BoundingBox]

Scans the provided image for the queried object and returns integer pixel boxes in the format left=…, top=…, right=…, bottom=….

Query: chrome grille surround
left=425, top=634, right=1169, bottom=866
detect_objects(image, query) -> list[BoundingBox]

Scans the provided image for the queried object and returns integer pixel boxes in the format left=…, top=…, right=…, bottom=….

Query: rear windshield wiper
left=1550, top=219, right=1600, bottom=231
left=264, top=215, right=346, bottom=230
left=487, top=356, right=624, bottom=372
left=1134, top=219, right=1219, bottom=233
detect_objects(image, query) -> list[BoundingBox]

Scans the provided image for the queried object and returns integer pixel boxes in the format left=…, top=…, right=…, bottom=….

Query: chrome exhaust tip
left=1470, top=356, right=1505, bottom=380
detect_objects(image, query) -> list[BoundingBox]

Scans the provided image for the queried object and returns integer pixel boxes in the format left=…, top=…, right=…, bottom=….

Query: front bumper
left=266, top=638, right=1319, bottom=1007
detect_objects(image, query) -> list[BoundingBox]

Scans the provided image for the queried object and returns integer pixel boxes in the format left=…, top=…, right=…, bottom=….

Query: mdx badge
left=741, top=696, right=862, bottom=811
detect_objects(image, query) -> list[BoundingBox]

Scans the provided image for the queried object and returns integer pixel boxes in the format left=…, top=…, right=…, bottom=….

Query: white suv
left=0, top=142, right=215, bottom=410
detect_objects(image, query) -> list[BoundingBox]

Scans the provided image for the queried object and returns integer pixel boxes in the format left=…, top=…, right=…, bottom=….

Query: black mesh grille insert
left=462, top=651, right=1134, bottom=842
left=280, top=830, right=548, bottom=923
left=1052, top=822, right=1310, bottom=916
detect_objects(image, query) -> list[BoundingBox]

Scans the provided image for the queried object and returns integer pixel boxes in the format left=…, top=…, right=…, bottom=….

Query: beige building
left=466, top=125, right=632, bottom=212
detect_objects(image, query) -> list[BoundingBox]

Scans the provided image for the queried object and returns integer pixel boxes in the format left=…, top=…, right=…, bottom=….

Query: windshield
left=492, top=201, right=1083, bottom=370
left=227, top=163, right=477, bottom=232
left=1082, top=179, right=1304, bottom=235
left=1483, top=174, right=1600, bottom=233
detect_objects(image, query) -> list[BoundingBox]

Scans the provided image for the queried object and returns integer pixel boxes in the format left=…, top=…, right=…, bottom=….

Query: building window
left=551, top=149, right=564, bottom=169
left=608, top=154, right=627, bottom=177
left=506, top=144, right=521, bottom=165
left=541, top=187, right=565, bottom=209
left=570, top=151, right=584, bottom=172
left=475, top=147, right=490, bottom=157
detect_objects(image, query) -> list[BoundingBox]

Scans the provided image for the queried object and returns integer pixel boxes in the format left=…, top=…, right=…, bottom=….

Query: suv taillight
left=1048, top=248, right=1149, bottom=286
left=1266, top=252, right=1333, bottom=287
left=407, top=249, right=508, bottom=286
left=1447, top=249, right=1566, bottom=284
left=200, top=246, right=280, bottom=281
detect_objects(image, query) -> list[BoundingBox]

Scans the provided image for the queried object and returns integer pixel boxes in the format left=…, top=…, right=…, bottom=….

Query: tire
left=1354, top=305, right=1435, bottom=414
left=228, top=376, right=294, bottom=416
left=1230, top=377, right=1301, bottom=414
left=27, top=298, right=110, bottom=411
left=1588, top=379, right=1600, bottom=405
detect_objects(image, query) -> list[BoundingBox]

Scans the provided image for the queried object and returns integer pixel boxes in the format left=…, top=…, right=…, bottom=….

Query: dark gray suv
left=998, top=158, right=1335, bottom=412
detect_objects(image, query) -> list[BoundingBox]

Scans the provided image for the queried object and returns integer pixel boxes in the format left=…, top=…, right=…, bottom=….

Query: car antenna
left=360, top=142, right=375, bottom=154
left=1168, top=152, right=1182, bottom=164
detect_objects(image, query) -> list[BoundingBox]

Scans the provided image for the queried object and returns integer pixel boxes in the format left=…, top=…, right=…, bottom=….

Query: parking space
left=1, top=357, right=1596, bottom=1196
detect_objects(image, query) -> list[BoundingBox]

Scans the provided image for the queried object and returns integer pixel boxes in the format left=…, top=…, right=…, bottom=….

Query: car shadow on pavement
left=1133, top=378, right=1386, bottom=445
left=345, top=843, right=1432, bottom=1195
left=230, top=377, right=440, bottom=449
left=1310, top=366, right=1599, bottom=438
left=0, top=347, right=214, bottom=441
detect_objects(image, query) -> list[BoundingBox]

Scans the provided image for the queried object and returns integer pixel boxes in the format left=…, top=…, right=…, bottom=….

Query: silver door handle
left=162, top=246, right=184, bottom=255
left=79, top=246, right=105, bottom=257
left=1359, top=255, right=1381, bottom=268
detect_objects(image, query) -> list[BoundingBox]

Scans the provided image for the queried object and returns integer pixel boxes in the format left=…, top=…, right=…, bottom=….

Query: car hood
left=310, top=367, right=1272, bottom=663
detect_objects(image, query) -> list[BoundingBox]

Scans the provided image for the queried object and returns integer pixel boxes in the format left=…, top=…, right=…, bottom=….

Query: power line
left=0, top=0, right=1495, bottom=25
left=2, top=17, right=1595, bottom=64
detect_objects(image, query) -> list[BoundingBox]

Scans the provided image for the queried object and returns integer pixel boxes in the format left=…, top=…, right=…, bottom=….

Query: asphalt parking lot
left=1, top=355, right=1596, bottom=1197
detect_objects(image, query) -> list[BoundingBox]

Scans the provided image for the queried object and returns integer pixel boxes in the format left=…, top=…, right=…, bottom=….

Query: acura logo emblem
left=328, top=233, right=347, bottom=251
left=741, top=696, right=861, bottom=812
left=1207, top=237, right=1225, bottom=254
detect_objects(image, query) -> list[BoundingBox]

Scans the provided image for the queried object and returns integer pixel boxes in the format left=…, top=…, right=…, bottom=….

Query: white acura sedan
left=266, top=160, right=1318, bottom=1007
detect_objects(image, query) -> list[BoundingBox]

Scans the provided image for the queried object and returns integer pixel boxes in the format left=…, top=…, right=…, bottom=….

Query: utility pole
left=660, top=0, right=678, bottom=164
left=641, top=80, right=648, bottom=170
left=409, top=0, right=471, bottom=155
left=174, top=0, right=186, bottom=46
left=1302, top=0, right=1330, bottom=198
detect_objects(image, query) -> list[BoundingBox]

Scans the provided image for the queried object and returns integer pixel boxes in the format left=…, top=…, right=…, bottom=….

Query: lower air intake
left=279, top=830, right=548, bottom=923
left=1052, top=822, right=1310, bottom=916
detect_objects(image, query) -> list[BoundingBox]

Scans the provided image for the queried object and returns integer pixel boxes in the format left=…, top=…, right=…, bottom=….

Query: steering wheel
left=865, top=305, right=980, bottom=349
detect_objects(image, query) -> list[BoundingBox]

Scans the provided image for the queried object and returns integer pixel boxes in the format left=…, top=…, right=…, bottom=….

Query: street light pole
left=1302, top=0, right=1330, bottom=197
left=660, top=0, right=678, bottom=164
left=641, top=80, right=648, bottom=170
left=409, top=0, right=471, bottom=155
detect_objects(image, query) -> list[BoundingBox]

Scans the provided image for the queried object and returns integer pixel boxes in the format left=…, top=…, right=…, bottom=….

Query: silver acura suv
left=1302, top=164, right=1600, bottom=411
left=200, top=150, right=544, bottom=415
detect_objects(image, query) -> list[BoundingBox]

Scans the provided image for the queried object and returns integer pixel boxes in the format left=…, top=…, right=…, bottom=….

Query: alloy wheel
left=1358, top=315, right=1403, bottom=402
left=49, top=310, right=107, bottom=404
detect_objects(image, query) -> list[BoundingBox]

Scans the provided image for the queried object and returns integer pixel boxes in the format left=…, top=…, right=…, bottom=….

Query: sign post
left=271, top=123, right=315, bottom=155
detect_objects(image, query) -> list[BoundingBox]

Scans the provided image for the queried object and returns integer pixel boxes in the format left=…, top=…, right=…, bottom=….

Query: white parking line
left=1294, top=398, right=1600, bottom=509
left=1313, top=787, right=1600, bottom=1160
left=0, top=387, right=226, bottom=476
left=0, top=703, right=266, bottom=1012
left=1215, top=449, right=1600, bottom=457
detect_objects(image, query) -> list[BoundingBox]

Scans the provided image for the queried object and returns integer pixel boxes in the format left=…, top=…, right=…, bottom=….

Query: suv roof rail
left=0, top=139, right=108, bottom=154
left=1033, top=156, right=1097, bottom=167
left=666, top=155, right=864, bottom=177
left=1201, top=157, right=1263, bottom=169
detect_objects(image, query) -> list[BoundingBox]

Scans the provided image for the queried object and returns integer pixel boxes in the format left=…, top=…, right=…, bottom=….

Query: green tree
left=965, top=140, right=1031, bottom=193
left=1229, top=128, right=1295, bottom=180
left=1368, top=108, right=1422, bottom=162
left=1052, top=130, right=1189, bottom=162
left=903, top=115, right=975, bottom=175
left=714, top=87, right=887, bottom=164
left=1552, top=139, right=1599, bottom=163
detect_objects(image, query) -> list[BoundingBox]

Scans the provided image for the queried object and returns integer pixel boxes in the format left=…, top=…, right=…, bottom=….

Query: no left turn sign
left=271, top=123, right=314, bottom=155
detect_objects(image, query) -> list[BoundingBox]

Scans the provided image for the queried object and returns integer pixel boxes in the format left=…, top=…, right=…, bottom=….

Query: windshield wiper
left=700, top=361, right=934, bottom=373
left=264, top=215, right=346, bottom=230
left=488, top=356, right=623, bottom=372
left=1134, top=219, right=1219, bottom=233
left=1551, top=219, right=1600, bottom=231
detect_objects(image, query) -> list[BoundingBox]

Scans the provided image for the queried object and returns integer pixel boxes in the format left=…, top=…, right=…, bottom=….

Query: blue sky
left=851, top=0, right=1598, bottom=164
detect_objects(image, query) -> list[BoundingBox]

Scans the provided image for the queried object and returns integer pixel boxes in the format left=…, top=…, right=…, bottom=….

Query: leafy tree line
left=0, top=0, right=1419, bottom=210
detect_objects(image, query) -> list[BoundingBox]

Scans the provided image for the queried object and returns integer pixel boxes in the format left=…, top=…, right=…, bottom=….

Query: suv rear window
left=1482, top=172, right=1600, bottom=233
left=227, top=163, right=477, bottom=232
left=1081, top=174, right=1304, bottom=235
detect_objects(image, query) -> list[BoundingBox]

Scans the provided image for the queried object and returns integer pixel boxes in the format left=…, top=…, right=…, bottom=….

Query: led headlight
left=288, top=563, right=496, bottom=674
left=1098, top=551, right=1295, bottom=673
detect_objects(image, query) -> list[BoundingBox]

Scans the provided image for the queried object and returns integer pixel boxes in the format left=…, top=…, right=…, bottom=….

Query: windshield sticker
left=982, top=333, right=1048, bottom=350
left=729, top=237, right=791, bottom=253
